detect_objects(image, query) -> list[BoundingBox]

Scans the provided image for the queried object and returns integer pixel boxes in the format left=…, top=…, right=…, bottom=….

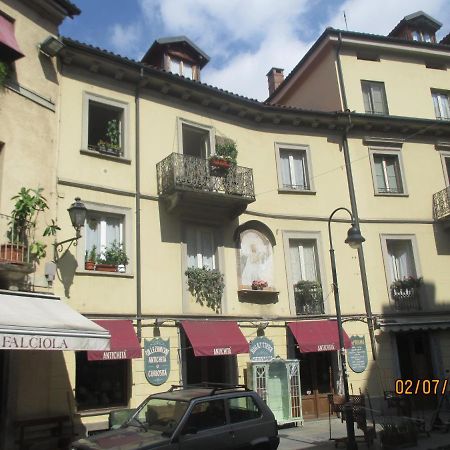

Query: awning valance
left=88, top=320, right=141, bottom=361
left=0, top=293, right=110, bottom=351
left=0, top=15, right=24, bottom=62
left=288, top=320, right=351, bottom=353
left=181, top=320, right=249, bottom=357
left=377, top=317, right=450, bottom=332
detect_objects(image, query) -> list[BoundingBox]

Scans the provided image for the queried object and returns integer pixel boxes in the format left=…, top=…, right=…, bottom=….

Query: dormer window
left=170, top=57, right=193, bottom=79
left=412, top=30, right=432, bottom=42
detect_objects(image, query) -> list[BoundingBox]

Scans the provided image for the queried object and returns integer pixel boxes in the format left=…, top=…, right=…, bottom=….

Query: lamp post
left=328, top=207, right=365, bottom=450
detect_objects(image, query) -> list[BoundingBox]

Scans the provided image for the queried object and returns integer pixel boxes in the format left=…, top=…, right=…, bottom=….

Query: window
left=83, top=93, right=128, bottom=158
left=283, top=232, right=326, bottom=316
left=386, top=239, right=417, bottom=281
left=169, top=57, right=194, bottom=79
left=361, top=81, right=389, bottom=115
left=186, top=225, right=216, bottom=269
left=369, top=149, right=407, bottom=195
left=432, top=92, right=450, bottom=120
left=75, top=352, right=129, bottom=411
left=182, top=400, right=227, bottom=432
left=412, top=30, right=432, bottom=42
left=179, top=120, right=213, bottom=158
left=275, top=144, right=314, bottom=192
left=228, top=396, right=261, bottom=423
left=78, top=203, right=132, bottom=273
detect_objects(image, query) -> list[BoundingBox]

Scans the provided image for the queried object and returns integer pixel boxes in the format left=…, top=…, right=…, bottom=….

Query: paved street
left=278, top=418, right=450, bottom=450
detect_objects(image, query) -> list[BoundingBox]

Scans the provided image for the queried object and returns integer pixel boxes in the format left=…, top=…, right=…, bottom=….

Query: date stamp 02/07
left=395, top=379, right=449, bottom=395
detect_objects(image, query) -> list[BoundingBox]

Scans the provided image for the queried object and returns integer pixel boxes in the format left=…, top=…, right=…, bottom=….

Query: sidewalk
left=278, top=418, right=450, bottom=450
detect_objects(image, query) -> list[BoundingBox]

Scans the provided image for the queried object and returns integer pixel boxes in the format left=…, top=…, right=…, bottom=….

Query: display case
left=247, top=359, right=303, bottom=426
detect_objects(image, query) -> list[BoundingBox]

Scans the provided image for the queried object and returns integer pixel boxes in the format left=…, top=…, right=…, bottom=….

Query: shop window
left=238, top=228, right=274, bottom=289
left=75, top=352, right=129, bottom=411
left=83, top=93, right=128, bottom=158
left=369, top=149, right=407, bottom=195
left=361, top=80, right=389, bottom=115
left=275, top=144, right=314, bottom=193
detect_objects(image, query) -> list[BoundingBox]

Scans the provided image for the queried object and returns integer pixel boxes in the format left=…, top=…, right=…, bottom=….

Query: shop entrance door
left=298, top=351, right=334, bottom=419
left=396, top=331, right=436, bottom=410
left=181, top=332, right=238, bottom=385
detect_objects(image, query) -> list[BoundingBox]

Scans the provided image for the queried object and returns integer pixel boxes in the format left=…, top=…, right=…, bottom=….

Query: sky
left=61, top=0, right=450, bottom=101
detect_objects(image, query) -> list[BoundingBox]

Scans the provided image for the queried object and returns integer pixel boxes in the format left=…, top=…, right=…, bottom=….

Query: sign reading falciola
left=144, top=338, right=170, bottom=385
left=347, top=335, right=368, bottom=373
left=249, top=336, right=275, bottom=362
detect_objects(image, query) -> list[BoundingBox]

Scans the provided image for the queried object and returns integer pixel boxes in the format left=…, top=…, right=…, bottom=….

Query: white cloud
left=109, top=23, right=144, bottom=58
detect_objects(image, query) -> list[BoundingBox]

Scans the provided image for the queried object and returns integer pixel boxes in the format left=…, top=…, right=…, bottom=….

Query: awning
left=376, top=317, right=450, bottom=332
left=181, top=320, right=249, bottom=357
left=0, top=15, right=24, bottom=62
left=288, top=320, right=351, bottom=353
left=0, top=292, right=110, bottom=351
left=88, top=320, right=142, bottom=361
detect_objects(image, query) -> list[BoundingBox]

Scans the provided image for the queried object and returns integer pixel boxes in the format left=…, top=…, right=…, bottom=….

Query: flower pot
left=0, top=244, right=26, bottom=263
left=210, top=158, right=231, bottom=169
left=85, top=261, right=95, bottom=270
left=95, top=263, right=117, bottom=272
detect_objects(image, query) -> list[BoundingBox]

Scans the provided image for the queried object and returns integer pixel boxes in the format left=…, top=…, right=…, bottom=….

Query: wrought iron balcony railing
left=156, top=153, right=255, bottom=200
left=0, top=213, right=32, bottom=264
left=390, top=287, right=421, bottom=311
left=294, top=283, right=325, bottom=315
left=433, top=186, right=450, bottom=221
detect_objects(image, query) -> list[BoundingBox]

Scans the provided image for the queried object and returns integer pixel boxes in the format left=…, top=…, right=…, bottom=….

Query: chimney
left=266, top=67, right=284, bottom=95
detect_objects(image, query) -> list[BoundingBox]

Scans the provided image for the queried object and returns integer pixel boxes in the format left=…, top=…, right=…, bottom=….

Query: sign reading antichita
left=249, top=336, right=275, bottom=362
left=144, top=337, right=170, bottom=385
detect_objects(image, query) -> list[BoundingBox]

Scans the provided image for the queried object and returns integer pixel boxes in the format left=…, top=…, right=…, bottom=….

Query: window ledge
left=374, top=192, right=409, bottom=197
left=238, top=288, right=279, bottom=294
left=76, top=406, right=128, bottom=417
left=76, top=269, right=134, bottom=278
left=278, top=188, right=316, bottom=195
left=80, top=148, right=132, bottom=165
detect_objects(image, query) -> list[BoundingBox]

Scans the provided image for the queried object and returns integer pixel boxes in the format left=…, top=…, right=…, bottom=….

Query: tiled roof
left=54, top=0, right=81, bottom=16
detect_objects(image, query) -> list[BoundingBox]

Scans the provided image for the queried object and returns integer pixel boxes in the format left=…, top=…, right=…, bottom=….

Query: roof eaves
left=54, top=0, right=81, bottom=17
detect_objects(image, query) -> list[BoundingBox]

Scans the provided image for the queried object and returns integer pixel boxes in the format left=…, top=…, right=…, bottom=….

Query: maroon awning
left=288, top=320, right=351, bottom=353
left=87, top=320, right=141, bottom=361
left=181, top=320, right=249, bottom=357
left=0, top=15, right=24, bottom=62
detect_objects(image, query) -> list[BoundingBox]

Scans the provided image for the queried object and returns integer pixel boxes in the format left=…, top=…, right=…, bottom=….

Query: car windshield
left=127, top=397, right=189, bottom=435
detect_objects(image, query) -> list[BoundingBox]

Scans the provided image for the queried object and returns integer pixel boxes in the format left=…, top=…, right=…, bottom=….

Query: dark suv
left=71, top=384, right=279, bottom=450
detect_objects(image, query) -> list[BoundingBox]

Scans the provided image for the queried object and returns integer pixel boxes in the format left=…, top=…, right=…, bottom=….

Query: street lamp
left=328, top=207, right=365, bottom=450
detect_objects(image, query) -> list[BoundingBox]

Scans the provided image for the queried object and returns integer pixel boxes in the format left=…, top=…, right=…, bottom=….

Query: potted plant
left=185, top=266, right=224, bottom=313
left=251, top=280, right=268, bottom=290
left=0, top=187, right=60, bottom=265
left=84, top=245, right=97, bottom=270
left=294, top=280, right=324, bottom=314
left=95, top=241, right=128, bottom=272
left=209, top=138, right=237, bottom=171
left=391, top=276, right=423, bottom=290
left=96, top=119, right=122, bottom=156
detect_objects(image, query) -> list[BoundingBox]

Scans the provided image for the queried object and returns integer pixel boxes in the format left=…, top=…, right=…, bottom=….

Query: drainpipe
left=336, top=33, right=377, bottom=360
left=135, top=68, right=143, bottom=341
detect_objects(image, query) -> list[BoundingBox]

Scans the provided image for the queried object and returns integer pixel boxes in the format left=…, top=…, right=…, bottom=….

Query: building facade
left=1, top=2, right=450, bottom=445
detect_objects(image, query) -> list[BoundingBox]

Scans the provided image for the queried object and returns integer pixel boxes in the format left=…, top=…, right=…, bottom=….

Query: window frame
left=361, top=80, right=389, bottom=115
left=439, top=151, right=450, bottom=186
left=168, top=55, right=195, bottom=79
left=77, top=201, right=133, bottom=275
left=82, top=92, right=130, bottom=159
left=431, top=91, right=450, bottom=120
left=275, top=143, right=315, bottom=194
left=380, top=234, right=422, bottom=303
left=368, top=148, right=408, bottom=196
left=177, top=117, right=215, bottom=158
left=282, top=231, right=328, bottom=315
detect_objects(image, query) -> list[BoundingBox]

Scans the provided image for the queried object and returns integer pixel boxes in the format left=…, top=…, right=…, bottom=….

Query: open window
left=83, top=93, right=128, bottom=158
left=179, top=119, right=213, bottom=159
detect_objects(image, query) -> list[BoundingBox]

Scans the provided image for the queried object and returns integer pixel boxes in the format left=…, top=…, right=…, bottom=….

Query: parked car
left=71, top=384, right=279, bottom=450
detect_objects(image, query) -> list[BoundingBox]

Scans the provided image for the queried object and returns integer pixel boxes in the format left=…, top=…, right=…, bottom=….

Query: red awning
left=0, top=15, right=24, bottom=62
left=288, top=320, right=351, bottom=353
left=181, top=320, right=249, bottom=357
left=87, top=320, right=141, bottom=361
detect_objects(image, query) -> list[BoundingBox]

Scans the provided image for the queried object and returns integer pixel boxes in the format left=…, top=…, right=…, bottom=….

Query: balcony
left=391, top=287, right=421, bottom=311
left=157, top=153, right=255, bottom=222
left=0, top=213, right=34, bottom=290
left=433, top=186, right=450, bottom=222
left=294, top=282, right=325, bottom=315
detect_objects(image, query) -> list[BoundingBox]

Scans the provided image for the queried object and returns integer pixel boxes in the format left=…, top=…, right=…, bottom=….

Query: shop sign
left=249, top=336, right=275, bottom=362
left=0, top=334, right=69, bottom=350
left=347, top=335, right=368, bottom=373
left=144, top=338, right=170, bottom=385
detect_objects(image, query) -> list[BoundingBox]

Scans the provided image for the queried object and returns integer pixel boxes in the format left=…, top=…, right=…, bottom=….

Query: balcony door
left=181, top=123, right=211, bottom=158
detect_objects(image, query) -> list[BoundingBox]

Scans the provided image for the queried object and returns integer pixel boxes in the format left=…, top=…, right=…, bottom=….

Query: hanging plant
left=185, top=266, right=224, bottom=313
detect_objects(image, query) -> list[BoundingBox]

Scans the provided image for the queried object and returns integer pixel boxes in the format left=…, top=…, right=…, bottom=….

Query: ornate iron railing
left=391, top=287, right=421, bottom=311
left=433, top=186, right=450, bottom=221
left=294, top=283, right=325, bottom=315
left=157, top=153, right=255, bottom=199
left=0, top=213, right=31, bottom=264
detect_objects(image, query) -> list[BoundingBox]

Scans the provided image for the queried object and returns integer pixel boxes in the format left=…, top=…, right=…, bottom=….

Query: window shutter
left=432, top=93, right=442, bottom=118
left=441, top=95, right=450, bottom=119
left=371, top=84, right=386, bottom=114
left=362, top=84, right=372, bottom=113
left=292, top=152, right=307, bottom=189
left=280, top=150, right=292, bottom=187
left=374, top=156, right=386, bottom=192
left=385, top=157, right=401, bottom=193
